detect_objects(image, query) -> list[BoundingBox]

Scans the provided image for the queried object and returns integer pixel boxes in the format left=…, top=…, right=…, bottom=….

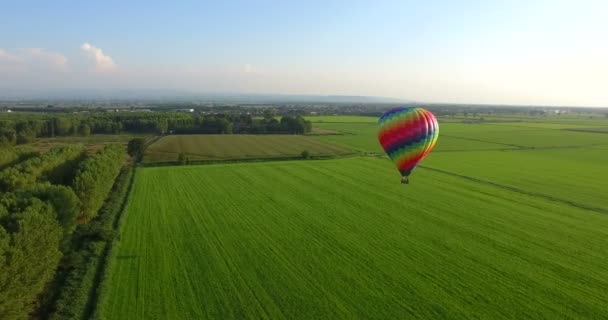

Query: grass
left=440, top=126, right=608, bottom=148
left=95, top=115, right=608, bottom=319
left=305, top=115, right=378, bottom=123
left=311, top=121, right=608, bottom=153
left=311, top=122, right=382, bottom=153
left=311, top=122, right=522, bottom=153
left=29, top=134, right=146, bottom=154
left=97, top=157, right=608, bottom=319
left=565, top=127, right=608, bottom=134
left=312, top=118, right=608, bottom=211
left=423, top=148, right=608, bottom=212
left=143, top=135, right=354, bottom=163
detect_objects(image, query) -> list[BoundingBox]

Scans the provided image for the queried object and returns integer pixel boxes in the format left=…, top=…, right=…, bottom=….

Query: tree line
left=0, top=144, right=126, bottom=319
left=0, top=112, right=313, bottom=146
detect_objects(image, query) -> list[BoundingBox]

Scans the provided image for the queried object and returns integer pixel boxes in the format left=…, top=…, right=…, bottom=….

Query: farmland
left=94, top=113, right=608, bottom=319
left=28, top=134, right=145, bottom=154
left=98, top=157, right=608, bottom=319
left=143, top=134, right=353, bottom=163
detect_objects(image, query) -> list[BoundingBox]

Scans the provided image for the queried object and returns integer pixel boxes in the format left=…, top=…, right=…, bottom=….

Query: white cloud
left=0, top=48, right=67, bottom=71
left=81, top=42, right=116, bottom=72
left=20, top=48, right=67, bottom=67
left=0, top=49, right=22, bottom=62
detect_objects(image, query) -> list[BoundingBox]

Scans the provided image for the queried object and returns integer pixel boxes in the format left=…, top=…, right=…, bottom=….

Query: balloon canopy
left=377, top=107, right=439, bottom=183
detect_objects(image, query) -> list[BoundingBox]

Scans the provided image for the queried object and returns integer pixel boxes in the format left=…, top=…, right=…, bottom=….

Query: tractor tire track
left=440, top=134, right=525, bottom=148
left=419, top=165, right=608, bottom=215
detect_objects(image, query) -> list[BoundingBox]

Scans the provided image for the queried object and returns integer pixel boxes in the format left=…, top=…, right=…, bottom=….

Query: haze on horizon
left=1, top=0, right=607, bottom=107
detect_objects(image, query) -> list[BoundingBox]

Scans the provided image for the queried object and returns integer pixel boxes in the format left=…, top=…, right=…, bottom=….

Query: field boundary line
left=419, top=165, right=608, bottom=215
left=440, top=134, right=524, bottom=148
left=139, top=153, right=360, bottom=167
left=88, top=164, right=137, bottom=319
left=563, top=128, right=608, bottom=134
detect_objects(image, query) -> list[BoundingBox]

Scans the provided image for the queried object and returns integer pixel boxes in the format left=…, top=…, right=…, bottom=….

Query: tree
left=0, top=198, right=63, bottom=319
left=71, top=144, right=124, bottom=222
left=127, top=138, right=146, bottom=161
left=178, top=152, right=188, bottom=165
left=155, top=119, right=168, bottom=134
left=16, top=128, right=36, bottom=145
left=263, top=109, right=275, bottom=120
left=301, top=150, right=310, bottom=159
left=25, top=184, right=80, bottom=238
left=54, top=118, right=72, bottom=136
left=78, top=124, right=91, bottom=136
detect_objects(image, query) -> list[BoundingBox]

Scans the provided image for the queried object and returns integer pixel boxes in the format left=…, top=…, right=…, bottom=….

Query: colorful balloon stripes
left=378, top=107, right=439, bottom=180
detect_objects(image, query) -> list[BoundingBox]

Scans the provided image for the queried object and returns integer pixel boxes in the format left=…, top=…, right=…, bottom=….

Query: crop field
left=28, top=134, right=145, bottom=153
left=96, top=114, right=608, bottom=319
left=423, top=148, right=608, bottom=212
left=440, top=126, right=608, bottom=148
left=313, top=119, right=608, bottom=151
left=311, top=122, right=523, bottom=153
left=143, top=135, right=353, bottom=163
left=313, top=118, right=608, bottom=212
left=306, top=115, right=377, bottom=123
left=97, top=157, right=608, bottom=319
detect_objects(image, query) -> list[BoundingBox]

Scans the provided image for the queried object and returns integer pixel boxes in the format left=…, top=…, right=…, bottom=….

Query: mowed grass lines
left=305, top=115, right=378, bottom=123
left=312, top=121, right=608, bottom=153
left=423, top=148, right=608, bottom=212
left=312, top=122, right=521, bottom=153
left=143, top=134, right=353, bottom=162
left=98, top=157, right=608, bottom=319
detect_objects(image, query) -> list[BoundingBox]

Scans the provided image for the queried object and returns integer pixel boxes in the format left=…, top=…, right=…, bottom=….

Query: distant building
left=175, top=108, right=195, bottom=113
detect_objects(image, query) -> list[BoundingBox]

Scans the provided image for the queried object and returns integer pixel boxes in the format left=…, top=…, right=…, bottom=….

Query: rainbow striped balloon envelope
left=377, top=107, right=439, bottom=184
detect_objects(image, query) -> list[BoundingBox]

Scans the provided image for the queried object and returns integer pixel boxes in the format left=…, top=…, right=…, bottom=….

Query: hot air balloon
left=377, top=107, right=439, bottom=184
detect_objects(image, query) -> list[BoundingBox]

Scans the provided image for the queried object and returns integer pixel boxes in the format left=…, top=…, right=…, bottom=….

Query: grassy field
left=96, top=114, right=608, bottom=319
left=306, top=115, right=377, bottom=123
left=98, top=157, right=608, bottom=319
left=312, top=117, right=608, bottom=212
left=143, top=135, right=353, bottom=163
left=311, top=122, right=525, bottom=153
left=423, top=148, right=608, bottom=212
left=28, top=134, right=146, bottom=154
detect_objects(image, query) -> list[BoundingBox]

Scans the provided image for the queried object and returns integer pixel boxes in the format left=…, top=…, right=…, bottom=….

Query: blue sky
left=1, top=0, right=607, bottom=106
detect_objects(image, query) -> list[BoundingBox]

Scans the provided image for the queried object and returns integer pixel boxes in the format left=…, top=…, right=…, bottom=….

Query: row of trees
left=0, top=144, right=127, bottom=319
left=0, top=146, right=37, bottom=170
left=72, top=145, right=124, bottom=222
left=0, top=145, right=85, bottom=191
left=0, top=112, right=313, bottom=146
left=50, top=165, right=133, bottom=320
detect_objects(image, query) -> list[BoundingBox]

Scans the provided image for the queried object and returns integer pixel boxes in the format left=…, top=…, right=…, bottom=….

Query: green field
left=97, top=114, right=608, bottom=319
left=311, top=122, right=525, bottom=153
left=98, top=157, right=608, bottom=319
left=28, top=134, right=146, bottom=154
left=306, top=115, right=378, bottom=123
left=143, top=135, right=353, bottom=162
left=423, top=148, right=608, bottom=212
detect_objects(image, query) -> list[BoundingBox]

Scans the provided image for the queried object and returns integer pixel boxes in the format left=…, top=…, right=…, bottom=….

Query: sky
left=1, top=0, right=607, bottom=106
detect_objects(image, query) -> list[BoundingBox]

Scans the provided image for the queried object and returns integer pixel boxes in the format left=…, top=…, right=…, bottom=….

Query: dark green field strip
left=312, top=120, right=608, bottom=154
left=564, top=127, right=608, bottom=134
left=144, top=135, right=354, bottom=162
left=438, top=134, right=525, bottom=148
left=98, top=157, right=608, bottom=319
left=419, top=166, right=607, bottom=215
left=423, top=148, right=608, bottom=212
left=440, top=129, right=608, bottom=148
